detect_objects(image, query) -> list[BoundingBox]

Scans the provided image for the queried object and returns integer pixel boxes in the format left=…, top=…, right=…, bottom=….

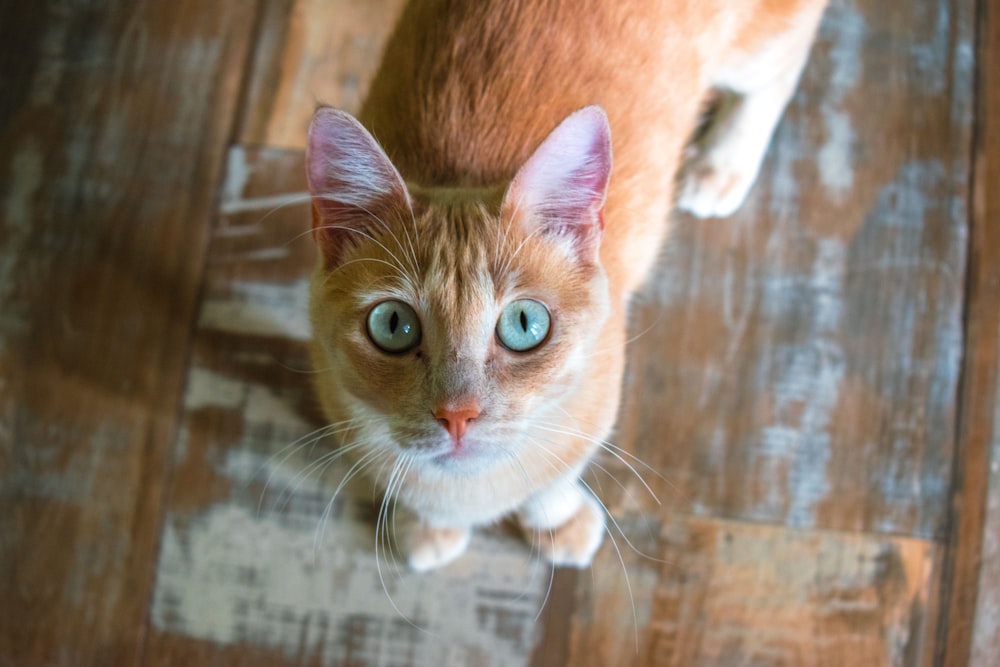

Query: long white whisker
left=257, top=420, right=359, bottom=516
left=534, top=434, right=670, bottom=565
left=306, top=223, right=418, bottom=291
left=500, top=450, right=556, bottom=618
left=387, top=454, right=416, bottom=581
left=547, top=407, right=671, bottom=484
left=374, top=454, right=426, bottom=631
left=532, top=424, right=660, bottom=505
left=275, top=439, right=369, bottom=513
left=499, top=221, right=546, bottom=277
left=528, top=440, right=640, bottom=651
left=313, top=196, right=421, bottom=279
left=313, top=448, right=384, bottom=556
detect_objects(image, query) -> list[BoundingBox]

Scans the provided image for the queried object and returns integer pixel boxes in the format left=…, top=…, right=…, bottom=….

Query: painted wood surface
left=1, top=0, right=996, bottom=665
left=0, top=2, right=257, bottom=664
left=955, top=2, right=1000, bottom=664
left=239, top=0, right=408, bottom=148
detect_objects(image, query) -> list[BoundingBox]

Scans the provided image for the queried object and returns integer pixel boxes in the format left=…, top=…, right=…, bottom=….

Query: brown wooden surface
left=947, top=0, right=1000, bottom=663
left=0, top=2, right=257, bottom=665
left=1, top=0, right=997, bottom=665
left=239, top=0, right=408, bottom=148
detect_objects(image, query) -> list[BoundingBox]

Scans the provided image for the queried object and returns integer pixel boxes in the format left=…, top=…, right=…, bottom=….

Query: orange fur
left=308, top=0, right=827, bottom=570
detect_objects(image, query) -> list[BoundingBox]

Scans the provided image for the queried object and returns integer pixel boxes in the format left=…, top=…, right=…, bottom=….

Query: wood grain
left=0, top=1, right=258, bottom=664
left=942, top=0, right=1000, bottom=663
left=570, top=518, right=938, bottom=667
left=615, top=0, right=975, bottom=537
left=239, top=0, right=408, bottom=149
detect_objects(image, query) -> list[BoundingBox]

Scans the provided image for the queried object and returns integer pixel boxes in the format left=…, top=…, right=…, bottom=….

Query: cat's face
left=307, top=107, right=613, bottom=478
left=310, top=194, right=610, bottom=473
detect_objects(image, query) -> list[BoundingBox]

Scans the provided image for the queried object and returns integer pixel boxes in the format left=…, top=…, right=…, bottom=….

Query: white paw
left=403, top=522, right=471, bottom=572
left=525, top=492, right=605, bottom=568
left=677, top=153, right=761, bottom=218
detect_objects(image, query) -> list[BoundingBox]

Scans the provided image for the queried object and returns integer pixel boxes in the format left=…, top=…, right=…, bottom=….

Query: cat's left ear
left=502, top=106, right=612, bottom=262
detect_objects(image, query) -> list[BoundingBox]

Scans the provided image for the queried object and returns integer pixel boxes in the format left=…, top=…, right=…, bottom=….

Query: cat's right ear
left=306, top=107, right=410, bottom=267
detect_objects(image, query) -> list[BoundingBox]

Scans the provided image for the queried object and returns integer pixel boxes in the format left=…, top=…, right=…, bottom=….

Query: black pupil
left=519, top=310, right=528, bottom=332
left=389, top=311, right=399, bottom=334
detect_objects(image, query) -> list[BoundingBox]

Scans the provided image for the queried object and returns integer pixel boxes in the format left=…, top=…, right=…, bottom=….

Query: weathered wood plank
left=0, top=2, right=258, bottom=664
left=579, top=519, right=938, bottom=667
left=942, top=0, right=1000, bottom=663
left=617, top=0, right=975, bottom=537
left=238, top=0, right=408, bottom=149
left=145, top=147, right=552, bottom=665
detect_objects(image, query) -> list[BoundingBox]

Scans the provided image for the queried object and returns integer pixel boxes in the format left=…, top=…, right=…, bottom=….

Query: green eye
left=496, top=299, right=551, bottom=352
left=367, top=300, right=421, bottom=353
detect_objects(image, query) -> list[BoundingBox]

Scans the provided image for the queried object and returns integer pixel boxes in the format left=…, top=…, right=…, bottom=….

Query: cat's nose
left=434, top=404, right=480, bottom=441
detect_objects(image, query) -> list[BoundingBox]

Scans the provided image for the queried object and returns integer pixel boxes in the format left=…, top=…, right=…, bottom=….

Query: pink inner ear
left=504, top=106, right=613, bottom=256
left=306, top=108, right=410, bottom=265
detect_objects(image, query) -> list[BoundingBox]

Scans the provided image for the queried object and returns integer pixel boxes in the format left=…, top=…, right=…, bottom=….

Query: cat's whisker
left=342, top=200, right=422, bottom=278
left=531, top=433, right=671, bottom=566
left=274, top=437, right=371, bottom=514
left=374, top=454, right=427, bottom=633
left=543, top=408, right=674, bottom=489
left=309, top=222, right=419, bottom=291
left=386, top=454, right=416, bottom=581
left=313, top=447, right=385, bottom=556
left=501, top=450, right=558, bottom=621
left=237, top=192, right=315, bottom=229
left=528, top=440, right=641, bottom=650
left=498, top=221, right=547, bottom=278
left=256, top=420, right=360, bottom=517
left=588, top=309, right=668, bottom=358
left=494, top=198, right=523, bottom=275
left=531, top=423, right=661, bottom=505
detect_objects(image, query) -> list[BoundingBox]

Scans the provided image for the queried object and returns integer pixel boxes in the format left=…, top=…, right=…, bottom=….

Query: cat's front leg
left=517, top=475, right=605, bottom=568
left=401, top=517, right=471, bottom=572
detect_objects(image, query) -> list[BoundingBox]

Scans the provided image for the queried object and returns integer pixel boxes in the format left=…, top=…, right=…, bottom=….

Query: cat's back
left=360, top=0, right=819, bottom=187
left=358, top=0, right=825, bottom=295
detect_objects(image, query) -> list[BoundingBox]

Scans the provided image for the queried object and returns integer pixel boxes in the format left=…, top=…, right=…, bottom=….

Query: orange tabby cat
left=306, top=0, right=827, bottom=571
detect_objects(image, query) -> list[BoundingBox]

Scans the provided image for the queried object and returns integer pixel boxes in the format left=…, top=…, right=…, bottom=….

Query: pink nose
left=434, top=404, right=480, bottom=441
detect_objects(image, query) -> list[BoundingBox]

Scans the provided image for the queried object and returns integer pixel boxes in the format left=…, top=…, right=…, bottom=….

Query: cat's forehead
left=415, top=198, right=509, bottom=314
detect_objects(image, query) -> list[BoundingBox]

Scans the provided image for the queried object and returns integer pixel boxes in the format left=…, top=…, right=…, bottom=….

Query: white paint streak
left=757, top=238, right=846, bottom=526
left=152, top=497, right=547, bottom=664
left=199, top=279, right=312, bottom=340
left=816, top=1, right=866, bottom=197
left=860, top=160, right=963, bottom=528
left=184, top=367, right=246, bottom=410
left=222, top=145, right=252, bottom=204
left=245, top=383, right=313, bottom=434
left=817, top=110, right=855, bottom=195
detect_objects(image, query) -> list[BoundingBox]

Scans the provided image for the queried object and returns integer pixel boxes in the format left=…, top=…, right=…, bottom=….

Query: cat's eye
left=496, top=299, right=551, bottom=352
left=367, top=300, right=422, bottom=353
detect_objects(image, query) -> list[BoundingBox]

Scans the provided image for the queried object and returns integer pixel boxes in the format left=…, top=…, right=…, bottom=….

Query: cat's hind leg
left=517, top=476, right=605, bottom=567
left=678, top=6, right=825, bottom=218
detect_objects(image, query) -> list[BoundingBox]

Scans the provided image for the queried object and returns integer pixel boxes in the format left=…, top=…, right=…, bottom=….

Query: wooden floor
left=1, top=0, right=997, bottom=665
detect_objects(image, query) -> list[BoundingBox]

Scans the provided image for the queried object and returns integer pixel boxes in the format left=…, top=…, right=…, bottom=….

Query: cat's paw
left=677, top=152, right=761, bottom=219
left=403, top=522, right=471, bottom=572
left=524, top=492, right=605, bottom=568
